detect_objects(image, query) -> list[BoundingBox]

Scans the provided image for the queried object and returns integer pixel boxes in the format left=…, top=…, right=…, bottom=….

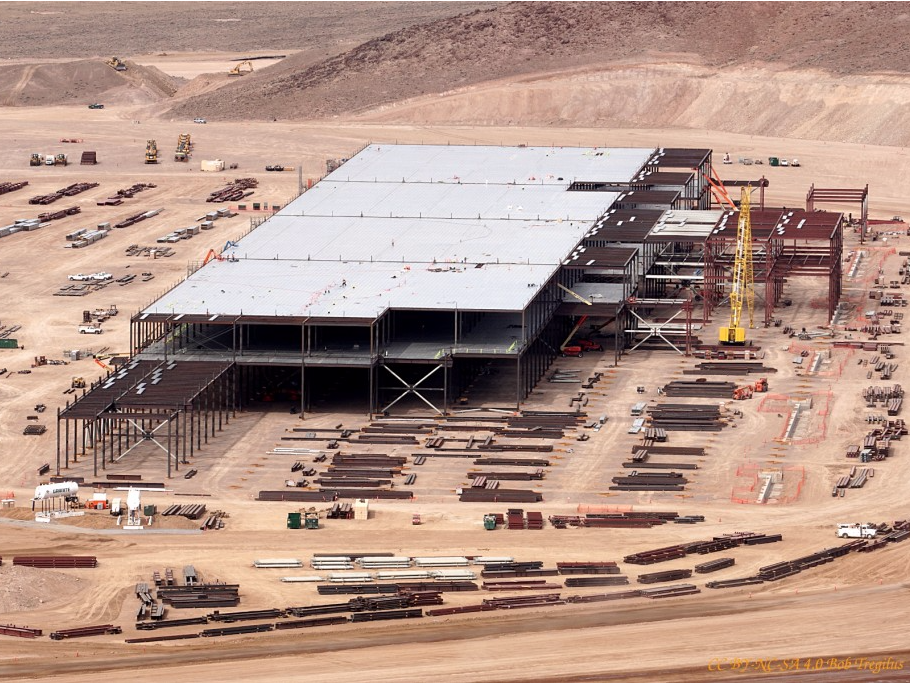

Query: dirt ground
left=1, top=55, right=910, bottom=683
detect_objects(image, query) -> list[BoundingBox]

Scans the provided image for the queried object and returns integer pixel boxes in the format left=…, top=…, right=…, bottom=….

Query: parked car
left=78, top=325, right=103, bottom=334
left=68, top=273, right=91, bottom=281
left=88, top=103, right=104, bottom=109
left=193, top=117, right=207, bottom=124
left=89, top=272, right=113, bottom=281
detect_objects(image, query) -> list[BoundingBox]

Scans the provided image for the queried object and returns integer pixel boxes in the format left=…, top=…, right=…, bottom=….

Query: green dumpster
left=287, top=512, right=302, bottom=529
left=769, top=157, right=780, bottom=167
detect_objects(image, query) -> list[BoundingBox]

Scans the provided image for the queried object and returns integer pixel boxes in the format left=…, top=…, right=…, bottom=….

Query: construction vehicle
left=791, top=159, right=801, bottom=167
left=71, top=377, right=86, bottom=389
left=732, top=385, right=753, bottom=400
left=575, top=338, right=603, bottom=352
left=560, top=314, right=589, bottom=357
left=145, top=139, right=158, bottom=164
left=88, top=103, right=104, bottom=109
left=836, top=523, right=877, bottom=539
left=722, top=152, right=732, bottom=164
left=54, top=153, right=67, bottom=166
left=228, top=60, right=254, bottom=76
left=412, top=514, right=422, bottom=526
left=202, top=248, right=224, bottom=266
left=175, top=133, right=191, bottom=162
left=754, top=377, right=768, bottom=392
left=106, top=57, right=127, bottom=72
left=30, top=153, right=43, bottom=166
left=720, top=186, right=754, bottom=344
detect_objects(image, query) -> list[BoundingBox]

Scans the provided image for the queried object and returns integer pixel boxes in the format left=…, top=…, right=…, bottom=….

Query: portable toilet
left=287, top=512, right=302, bottom=529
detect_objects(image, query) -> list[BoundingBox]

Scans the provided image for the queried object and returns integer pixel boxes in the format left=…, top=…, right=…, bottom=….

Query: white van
left=836, top=523, right=876, bottom=538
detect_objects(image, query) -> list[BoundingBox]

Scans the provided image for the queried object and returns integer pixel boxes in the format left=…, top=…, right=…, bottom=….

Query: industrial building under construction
left=57, top=143, right=851, bottom=474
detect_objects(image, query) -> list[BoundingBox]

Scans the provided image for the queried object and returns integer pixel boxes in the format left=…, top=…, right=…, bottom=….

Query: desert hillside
left=168, top=2, right=910, bottom=119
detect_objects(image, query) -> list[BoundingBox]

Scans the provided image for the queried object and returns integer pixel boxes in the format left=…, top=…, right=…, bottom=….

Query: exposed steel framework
left=806, top=184, right=868, bottom=243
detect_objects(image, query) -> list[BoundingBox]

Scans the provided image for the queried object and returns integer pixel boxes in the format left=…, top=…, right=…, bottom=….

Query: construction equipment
left=202, top=249, right=224, bottom=266
left=30, top=153, right=43, bottom=166
left=228, top=60, right=254, bottom=76
left=145, top=140, right=158, bottom=164
left=54, top=153, right=67, bottom=166
left=720, top=186, right=754, bottom=344
left=836, top=523, right=876, bottom=539
left=106, top=57, right=126, bottom=72
left=71, top=377, right=86, bottom=389
left=754, top=377, right=768, bottom=392
left=94, top=358, right=111, bottom=371
left=722, top=152, right=732, bottom=164
left=560, top=315, right=589, bottom=357
left=175, top=133, right=191, bottom=162
left=412, top=514, right=422, bottom=526
left=732, top=386, right=753, bottom=400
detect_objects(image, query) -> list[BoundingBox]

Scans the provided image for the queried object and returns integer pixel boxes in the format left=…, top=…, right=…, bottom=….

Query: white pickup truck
left=78, top=325, right=103, bottom=334
left=836, top=523, right=877, bottom=538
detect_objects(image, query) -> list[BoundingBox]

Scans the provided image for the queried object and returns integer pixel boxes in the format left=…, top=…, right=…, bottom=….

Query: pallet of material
left=459, top=488, right=542, bottom=503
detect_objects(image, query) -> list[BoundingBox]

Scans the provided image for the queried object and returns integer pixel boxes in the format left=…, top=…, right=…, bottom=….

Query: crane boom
left=720, top=186, right=754, bottom=344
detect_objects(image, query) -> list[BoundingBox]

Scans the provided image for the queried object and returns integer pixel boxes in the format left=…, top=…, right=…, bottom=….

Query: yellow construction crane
left=720, top=186, right=755, bottom=344
left=228, top=60, right=254, bottom=76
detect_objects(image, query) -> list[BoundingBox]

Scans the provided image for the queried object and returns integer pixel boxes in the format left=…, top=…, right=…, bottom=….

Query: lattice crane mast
left=720, top=186, right=754, bottom=344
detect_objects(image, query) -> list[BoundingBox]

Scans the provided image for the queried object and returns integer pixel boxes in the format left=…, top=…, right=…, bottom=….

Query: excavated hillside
left=0, top=60, right=182, bottom=107
left=166, top=2, right=910, bottom=145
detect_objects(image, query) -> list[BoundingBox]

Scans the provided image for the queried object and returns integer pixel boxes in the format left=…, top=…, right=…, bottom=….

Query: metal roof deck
left=325, top=144, right=655, bottom=186
left=586, top=209, right=664, bottom=243
left=646, top=210, right=723, bottom=243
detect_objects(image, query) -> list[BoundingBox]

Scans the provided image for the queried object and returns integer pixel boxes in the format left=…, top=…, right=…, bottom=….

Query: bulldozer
left=228, top=60, right=254, bottom=76
left=106, top=57, right=127, bottom=72
left=145, top=139, right=158, bottom=164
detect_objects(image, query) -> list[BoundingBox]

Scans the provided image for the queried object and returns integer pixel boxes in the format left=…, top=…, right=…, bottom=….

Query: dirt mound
left=167, top=2, right=910, bottom=135
left=0, top=59, right=182, bottom=107
left=0, top=564, right=88, bottom=613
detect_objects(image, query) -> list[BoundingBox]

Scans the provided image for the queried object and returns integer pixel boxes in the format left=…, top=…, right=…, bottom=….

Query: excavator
left=228, top=60, right=254, bottom=76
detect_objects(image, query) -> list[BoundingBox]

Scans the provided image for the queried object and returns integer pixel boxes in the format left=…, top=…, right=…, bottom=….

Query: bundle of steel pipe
left=564, top=576, right=630, bottom=587
left=275, top=616, right=349, bottom=630
left=460, top=489, right=542, bottom=503
left=639, top=583, right=700, bottom=599
left=557, top=562, right=620, bottom=574
left=13, top=556, right=97, bottom=568
left=661, top=381, right=738, bottom=398
left=351, top=608, right=422, bottom=622
left=638, top=569, right=693, bottom=584
left=135, top=617, right=209, bottom=630
left=49, top=624, right=121, bottom=639
left=0, top=624, right=42, bottom=638
left=201, top=623, right=273, bottom=637
left=694, top=557, right=735, bottom=573
left=471, top=458, right=550, bottom=467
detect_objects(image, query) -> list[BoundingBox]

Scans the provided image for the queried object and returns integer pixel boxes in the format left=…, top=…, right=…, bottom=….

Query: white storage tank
left=33, top=482, right=78, bottom=500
